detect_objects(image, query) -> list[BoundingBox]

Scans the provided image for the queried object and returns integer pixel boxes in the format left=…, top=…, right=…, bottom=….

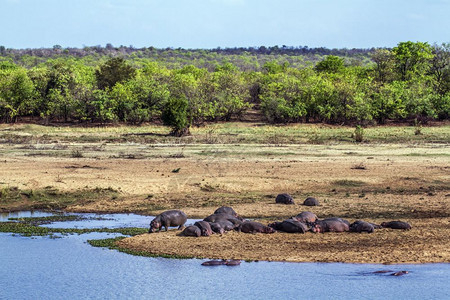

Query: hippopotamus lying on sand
left=293, top=211, right=317, bottom=223
left=182, top=225, right=201, bottom=237
left=350, top=220, right=376, bottom=233
left=149, top=210, right=187, bottom=233
left=238, top=221, right=275, bottom=234
left=303, top=197, right=319, bottom=206
left=381, top=221, right=412, bottom=230
left=214, top=206, right=239, bottom=218
left=275, top=193, right=295, bottom=204
left=194, top=221, right=213, bottom=236
left=269, top=219, right=308, bottom=233
left=312, top=218, right=350, bottom=233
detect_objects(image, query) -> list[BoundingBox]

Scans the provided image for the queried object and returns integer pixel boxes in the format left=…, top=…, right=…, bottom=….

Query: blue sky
left=1, top=0, right=449, bottom=49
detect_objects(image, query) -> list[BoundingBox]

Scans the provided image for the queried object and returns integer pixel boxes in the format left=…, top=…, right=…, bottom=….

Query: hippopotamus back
left=350, top=220, right=375, bottom=233
left=182, top=225, right=201, bottom=237
left=270, top=219, right=308, bottom=233
left=275, top=193, right=295, bottom=204
left=294, top=211, right=318, bottom=223
left=213, top=206, right=238, bottom=217
left=303, top=197, right=319, bottom=206
left=194, top=221, right=213, bottom=236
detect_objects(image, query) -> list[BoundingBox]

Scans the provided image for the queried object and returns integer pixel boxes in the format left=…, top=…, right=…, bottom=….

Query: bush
left=161, top=97, right=190, bottom=136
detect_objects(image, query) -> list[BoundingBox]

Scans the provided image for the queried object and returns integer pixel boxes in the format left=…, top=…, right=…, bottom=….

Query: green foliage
left=0, top=41, right=448, bottom=126
left=95, top=57, right=136, bottom=90
left=161, top=96, right=190, bottom=136
left=315, top=55, right=345, bottom=73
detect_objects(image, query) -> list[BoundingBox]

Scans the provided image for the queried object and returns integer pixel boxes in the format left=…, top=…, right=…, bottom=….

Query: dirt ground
left=0, top=130, right=449, bottom=263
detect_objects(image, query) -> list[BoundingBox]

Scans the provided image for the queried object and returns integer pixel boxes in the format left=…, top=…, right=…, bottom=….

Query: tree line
left=0, top=41, right=448, bottom=135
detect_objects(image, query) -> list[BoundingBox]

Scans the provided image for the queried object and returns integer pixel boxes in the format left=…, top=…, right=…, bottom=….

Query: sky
left=1, top=0, right=449, bottom=49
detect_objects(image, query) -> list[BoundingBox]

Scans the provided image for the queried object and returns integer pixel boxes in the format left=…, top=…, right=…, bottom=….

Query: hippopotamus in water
left=204, top=213, right=244, bottom=226
left=350, top=220, right=375, bottom=233
left=182, top=225, right=201, bottom=237
left=381, top=221, right=412, bottom=230
left=275, top=193, right=295, bottom=204
left=201, top=259, right=241, bottom=266
left=201, top=260, right=226, bottom=266
left=214, top=206, right=239, bottom=217
left=391, top=271, right=409, bottom=276
left=238, top=221, right=275, bottom=234
left=269, top=219, right=308, bottom=233
left=293, top=211, right=318, bottom=223
left=194, top=221, right=213, bottom=236
left=149, top=210, right=187, bottom=233
left=312, top=218, right=350, bottom=233
left=303, top=197, right=319, bottom=206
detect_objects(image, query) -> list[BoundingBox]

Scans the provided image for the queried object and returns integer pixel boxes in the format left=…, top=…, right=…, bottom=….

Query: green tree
left=161, top=96, right=190, bottom=136
left=392, top=41, right=434, bottom=81
left=315, top=55, right=345, bottom=73
left=95, top=57, right=136, bottom=90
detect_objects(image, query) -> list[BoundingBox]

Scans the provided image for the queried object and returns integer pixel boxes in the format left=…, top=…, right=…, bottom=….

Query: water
left=1, top=212, right=449, bottom=300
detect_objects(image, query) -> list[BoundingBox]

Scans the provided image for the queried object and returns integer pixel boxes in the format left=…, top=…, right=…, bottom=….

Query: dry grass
left=0, top=122, right=449, bottom=263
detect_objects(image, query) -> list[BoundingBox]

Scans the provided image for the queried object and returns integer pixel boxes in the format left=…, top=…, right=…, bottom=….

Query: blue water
left=1, top=212, right=449, bottom=300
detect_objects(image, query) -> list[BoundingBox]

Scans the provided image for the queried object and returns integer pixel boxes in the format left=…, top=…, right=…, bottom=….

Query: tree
left=370, top=49, right=395, bottom=84
left=95, top=57, right=136, bottom=90
left=315, top=55, right=345, bottom=73
left=392, top=41, right=434, bottom=81
left=161, top=96, right=190, bottom=136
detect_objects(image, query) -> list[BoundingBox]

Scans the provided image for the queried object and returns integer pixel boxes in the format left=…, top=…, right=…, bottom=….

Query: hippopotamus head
left=149, top=220, right=161, bottom=233
left=311, top=223, right=323, bottom=233
left=263, top=226, right=276, bottom=234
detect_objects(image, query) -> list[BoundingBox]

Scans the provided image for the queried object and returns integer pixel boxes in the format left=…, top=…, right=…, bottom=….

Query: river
left=1, top=211, right=449, bottom=300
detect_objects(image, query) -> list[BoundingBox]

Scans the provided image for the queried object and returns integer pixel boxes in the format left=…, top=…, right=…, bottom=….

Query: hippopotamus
left=194, top=221, right=213, bottom=236
left=201, top=260, right=226, bottom=266
left=238, top=221, right=275, bottom=234
left=214, top=206, right=239, bottom=217
left=201, top=259, right=241, bottom=266
left=269, top=219, right=308, bottom=233
left=312, top=218, right=350, bottom=233
left=275, top=193, right=295, bottom=204
left=204, top=213, right=244, bottom=226
left=391, top=271, right=409, bottom=276
left=303, top=197, right=319, bottom=206
left=381, top=221, right=412, bottom=230
left=350, top=220, right=375, bottom=233
left=209, top=222, right=225, bottom=234
left=182, top=225, right=201, bottom=237
left=148, top=210, right=187, bottom=233
left=209, top=219, right=235, bottom=233
left=293, top=211, right=318, bottom=223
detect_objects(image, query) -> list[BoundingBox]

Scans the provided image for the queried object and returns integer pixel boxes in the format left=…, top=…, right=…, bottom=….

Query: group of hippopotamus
left=148, top=197, right=412, bottom=236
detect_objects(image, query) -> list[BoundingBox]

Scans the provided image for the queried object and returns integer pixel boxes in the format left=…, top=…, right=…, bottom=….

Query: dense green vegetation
left=0, top=42, right=448, bottom=135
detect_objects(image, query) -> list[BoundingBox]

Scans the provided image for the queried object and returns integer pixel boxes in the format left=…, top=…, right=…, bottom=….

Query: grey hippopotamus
left=182, top=225, right=201, bottom=237
left=312, top=218, right=350, bottom=233
left=350, top=220, right=375, bottom=233
left=201, top=259, right=241, bottom=266
left=204, top=213, right=244, bottom=226
left=214, top=206, right=239, bottom=217
left=148, top=210, right=187, bottom=233
left=209, top=222, right=225, bottom=234
left=238, top=221, right=275, bottom=234
left=269, top=219, right=308, bottom=233
left=194, top=221, right=213, bottom=236
left=303, top=197, right=319, bottom=206
left=293, top=211, right=318, bottom=223
left=275, top=193, right=295, bottom=204
left=381, top=221, right=412, bottom=230
left=209, top=219, right=236, bottom=234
